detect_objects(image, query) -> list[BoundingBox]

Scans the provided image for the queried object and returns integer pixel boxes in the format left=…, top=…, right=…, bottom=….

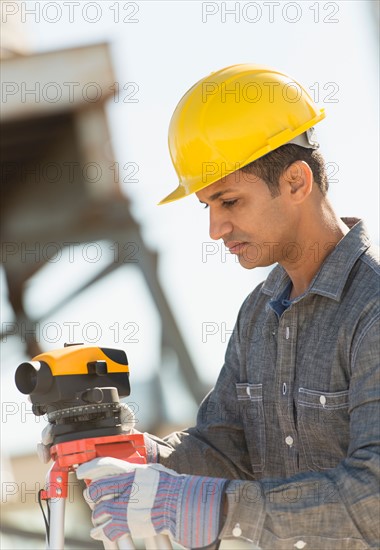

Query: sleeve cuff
left=143, top=433, right=159, bottom=463
left=219, top=480, right=265, bottom=545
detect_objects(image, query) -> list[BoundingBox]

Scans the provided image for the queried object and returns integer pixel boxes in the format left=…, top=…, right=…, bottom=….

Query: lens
left=15, top=361, right=40, bottom=394
left=15, top=361, right=53, bottom=395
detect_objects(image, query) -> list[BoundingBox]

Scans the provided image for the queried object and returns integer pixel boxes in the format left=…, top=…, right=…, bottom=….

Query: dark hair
left=241, top=144, right=329, bottom=197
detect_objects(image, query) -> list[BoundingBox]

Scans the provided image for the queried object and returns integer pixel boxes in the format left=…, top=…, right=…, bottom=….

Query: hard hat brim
left=158, top=184, right=187, bottom=205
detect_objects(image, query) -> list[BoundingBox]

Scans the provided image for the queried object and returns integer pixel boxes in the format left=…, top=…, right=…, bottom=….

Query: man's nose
left=209, top=210, right=233, bottom=241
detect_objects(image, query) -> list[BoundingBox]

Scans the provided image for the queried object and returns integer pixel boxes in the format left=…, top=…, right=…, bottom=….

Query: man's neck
left=283, top=203, right=350, bottom=300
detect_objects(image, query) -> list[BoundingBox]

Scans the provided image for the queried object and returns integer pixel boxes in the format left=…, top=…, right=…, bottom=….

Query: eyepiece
left=15, top=361, right=53, bottom=395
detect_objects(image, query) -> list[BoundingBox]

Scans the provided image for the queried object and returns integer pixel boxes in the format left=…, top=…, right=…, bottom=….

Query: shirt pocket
left=297, top=387, right=349, bottom=471
left=236, top=383, right=266, bottom=474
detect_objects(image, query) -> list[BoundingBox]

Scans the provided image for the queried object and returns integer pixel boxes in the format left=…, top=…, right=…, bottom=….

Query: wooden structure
left=1, top=42, right=207, bottom=402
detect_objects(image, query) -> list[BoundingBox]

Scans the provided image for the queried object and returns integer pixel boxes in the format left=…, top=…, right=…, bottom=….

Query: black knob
left=81, top=388, right=104, bottom=404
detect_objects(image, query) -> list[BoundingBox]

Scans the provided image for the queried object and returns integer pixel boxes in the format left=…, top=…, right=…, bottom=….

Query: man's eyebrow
left=198, top=189, right=236, bottom=204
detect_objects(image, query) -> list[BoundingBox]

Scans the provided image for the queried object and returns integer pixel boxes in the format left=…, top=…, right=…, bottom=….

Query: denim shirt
left=152, top=218, right=380, bottom=549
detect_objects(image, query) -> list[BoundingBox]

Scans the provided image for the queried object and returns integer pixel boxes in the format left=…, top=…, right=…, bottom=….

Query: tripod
left=41, top=432, right=172, bottom=550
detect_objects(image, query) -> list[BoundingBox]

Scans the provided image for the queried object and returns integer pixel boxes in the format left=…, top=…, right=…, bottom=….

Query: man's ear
left=281, top=160, right=313, bottom=203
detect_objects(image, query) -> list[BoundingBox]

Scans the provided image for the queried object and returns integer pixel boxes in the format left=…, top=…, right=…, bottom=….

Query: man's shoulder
left=346, top=242, right=380, bottom=306
left=359, top=242, right=380, bottom=276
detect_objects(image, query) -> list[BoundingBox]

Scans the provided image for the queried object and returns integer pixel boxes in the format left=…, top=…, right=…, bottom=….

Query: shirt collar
left=261, top=218, right=371, bottom=302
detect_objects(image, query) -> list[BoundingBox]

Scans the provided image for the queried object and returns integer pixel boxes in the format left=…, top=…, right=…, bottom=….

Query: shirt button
left=282, top=382, right=287, bottom=395
left=232, top=523, right=242, bottom=537
left=285, top=326, right=290, bottom=339
left=294, top=541, right=307, bottom=549
left=319, top=395, right=326, bottom=406
left=285, top=435, right=294, bottom=446
left=246, top=386, right=251, bottom=397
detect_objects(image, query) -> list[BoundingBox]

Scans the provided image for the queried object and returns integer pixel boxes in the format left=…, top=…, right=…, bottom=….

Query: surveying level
left=15, top=344, right=172, bottom=550
left=15, top=344, right=130, bottom=443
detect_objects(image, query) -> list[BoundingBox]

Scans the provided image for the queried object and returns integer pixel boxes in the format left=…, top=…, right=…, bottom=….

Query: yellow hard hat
left=159, top=64, right=326, bottom=205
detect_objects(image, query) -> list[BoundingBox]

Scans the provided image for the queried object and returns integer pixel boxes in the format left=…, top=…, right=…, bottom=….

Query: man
left=77, top=65, right=379, bottom=549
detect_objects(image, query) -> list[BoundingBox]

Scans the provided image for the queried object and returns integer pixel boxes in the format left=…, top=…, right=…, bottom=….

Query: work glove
left=37, top=402, right=136, bottom=463
left=76, top=457, right=228, bottom=549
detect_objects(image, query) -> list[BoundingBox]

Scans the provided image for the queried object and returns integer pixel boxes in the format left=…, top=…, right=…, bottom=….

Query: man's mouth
left=225, top=241, right=248, bottom=254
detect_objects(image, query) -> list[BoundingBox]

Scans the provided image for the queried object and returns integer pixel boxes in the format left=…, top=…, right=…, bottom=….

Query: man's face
left=195, top=169, right=297, bottom=269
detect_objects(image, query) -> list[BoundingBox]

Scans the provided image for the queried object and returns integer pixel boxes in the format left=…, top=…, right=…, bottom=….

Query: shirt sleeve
left=144, top=291, right=259, bottom=480
left=220, top=316, right=380, bottom=549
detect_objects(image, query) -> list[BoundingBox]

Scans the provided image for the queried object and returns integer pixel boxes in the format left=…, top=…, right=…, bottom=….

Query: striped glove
left=76, top=457, right=228, bottom=549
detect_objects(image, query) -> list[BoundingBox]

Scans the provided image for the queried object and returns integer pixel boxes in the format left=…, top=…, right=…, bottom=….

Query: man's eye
left=222, top=200, right=238, bottom=208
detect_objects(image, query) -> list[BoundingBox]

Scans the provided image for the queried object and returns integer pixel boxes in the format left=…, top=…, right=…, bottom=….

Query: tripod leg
left=48, top=497, right=66, bottom=550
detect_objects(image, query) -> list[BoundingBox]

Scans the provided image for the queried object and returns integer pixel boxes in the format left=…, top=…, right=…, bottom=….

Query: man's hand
left=37, top=402, right=136, bottom=463
left=76, top=457, right=228, bottom=549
